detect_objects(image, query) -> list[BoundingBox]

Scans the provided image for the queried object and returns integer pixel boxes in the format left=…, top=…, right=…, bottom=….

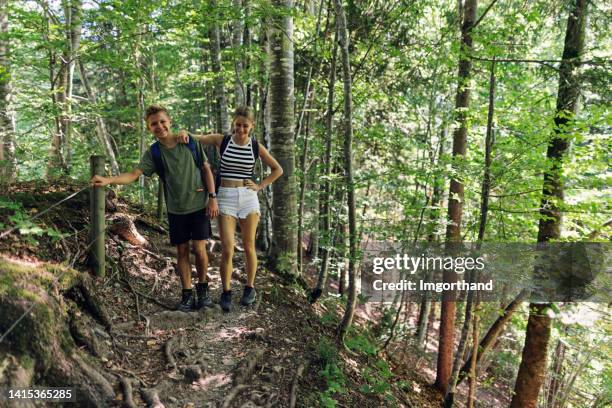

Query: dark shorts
left=168, top=209, right=212, bottom=245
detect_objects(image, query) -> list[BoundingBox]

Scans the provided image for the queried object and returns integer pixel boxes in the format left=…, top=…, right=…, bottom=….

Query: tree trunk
left=78, top=61, right=120, bottom=176
left=297, top=105, right=314, bottom=275
left=511, top=4, right=587, bottom=406
left=446, top=58, right=497, bottom=405
left=415, top=127, right=447, bottom=348
left=435, top=0, right=477, bottom=394
left=466, top=302, right=479, bottom=408
left=232, top=0, right=245, bottom=106
left=334, top=0, right=358, bottom=344
left=210, top=0, right=230, bottom=134
left=311, top=30, right=337, bottom=303
left=545, top=338, right=566, bottom=408
left=45, top=0, right=65, bottom=177
left=457, top=289, right=527, bottom=384
left=0, top=0, right=16, bottom=181
left=62, top=0, right=82, bottom=169
left=269, top=0, right=297, bottom=277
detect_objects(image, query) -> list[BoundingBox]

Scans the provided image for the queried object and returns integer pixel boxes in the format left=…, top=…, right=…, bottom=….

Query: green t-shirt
left=138, top=142, right=209, bottom=215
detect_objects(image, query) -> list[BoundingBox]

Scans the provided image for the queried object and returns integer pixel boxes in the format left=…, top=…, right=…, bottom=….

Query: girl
left=184, top=106, right=283, bottom=311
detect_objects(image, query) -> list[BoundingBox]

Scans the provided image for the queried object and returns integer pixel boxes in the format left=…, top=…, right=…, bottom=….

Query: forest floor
left=0, top=182, right=509, bottom=407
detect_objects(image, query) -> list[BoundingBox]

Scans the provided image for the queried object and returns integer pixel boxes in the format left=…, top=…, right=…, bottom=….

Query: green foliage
left=316, top=337, right=346, bottom=407
left=345, top=332, right=377, bottom=357
left=0, top=198, right=66, bottom=244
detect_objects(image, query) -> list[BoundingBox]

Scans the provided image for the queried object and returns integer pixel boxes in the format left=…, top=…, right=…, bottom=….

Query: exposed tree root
left=141, top=386, right=165, bottom=408
left=164, top=337, right=177, bottom=369
left=222, top=384, right=248, bottom=408
left=289, top=361, right=309, bottom=408
left=120, top=376, right=137, bottom=408
left=234, top=349, right=264, bottom=386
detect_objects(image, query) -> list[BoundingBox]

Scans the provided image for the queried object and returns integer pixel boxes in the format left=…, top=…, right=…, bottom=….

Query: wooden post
left=90, top=155, right=105, bottom=277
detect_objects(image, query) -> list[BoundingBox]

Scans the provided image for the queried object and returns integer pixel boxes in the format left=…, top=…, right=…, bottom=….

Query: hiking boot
left=195, top=282, right=213, bottom=309
left=177, top=289, right=195, bottom=312
left=220, top=290, right=232, bottom=312
left=241, top=286, right=257, bottom=306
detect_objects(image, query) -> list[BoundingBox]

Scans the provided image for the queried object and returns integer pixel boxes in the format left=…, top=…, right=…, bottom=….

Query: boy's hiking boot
left=241, top=286, right=257, bottom=306
left=177, top=289, right=195, bottom=312
left=195, top=282, right=213, bottom=309
left=220, top=290, right=232, bottom=312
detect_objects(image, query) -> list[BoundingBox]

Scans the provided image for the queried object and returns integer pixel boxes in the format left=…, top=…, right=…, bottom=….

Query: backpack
left=215, top=134, right=260, bottom=191
left=151, top=135, right=203, bottom=185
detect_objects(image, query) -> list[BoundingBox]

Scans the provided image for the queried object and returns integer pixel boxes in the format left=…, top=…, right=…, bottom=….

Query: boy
left=91, top=105, right=219, bottom=312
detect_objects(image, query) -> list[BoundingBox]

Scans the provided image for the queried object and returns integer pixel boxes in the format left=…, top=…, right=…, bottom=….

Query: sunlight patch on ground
left=213, top=326, right=250, bottom=341
left=191, top=373, right=231, bottom=390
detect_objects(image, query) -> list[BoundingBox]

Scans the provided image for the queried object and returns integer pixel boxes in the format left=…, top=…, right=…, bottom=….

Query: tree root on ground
left=120, top=376, right=138, bottom=408
left=289, top=361, right=310, bottom=408
left=141, top=385, right=166, bottom=408
left=233, top=349, right=264, bottom=386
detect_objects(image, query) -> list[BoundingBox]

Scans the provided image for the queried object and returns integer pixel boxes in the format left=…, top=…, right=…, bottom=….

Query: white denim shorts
left=217, top=187, right=261, bottom=219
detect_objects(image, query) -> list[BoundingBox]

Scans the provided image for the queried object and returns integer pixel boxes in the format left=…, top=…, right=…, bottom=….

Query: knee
left=177, top=243, right=190, bottom=259
left=243, top=241, right=256, bottom=256
left=193, top=243, right=207, bottom=260
left=222, top=243, right=235, bottom=259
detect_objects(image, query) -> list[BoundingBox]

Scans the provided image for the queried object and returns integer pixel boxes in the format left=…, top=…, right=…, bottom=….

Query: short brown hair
left=145, top=105, right=170, bottom=121
left=232, top=106, right=255, bottom=123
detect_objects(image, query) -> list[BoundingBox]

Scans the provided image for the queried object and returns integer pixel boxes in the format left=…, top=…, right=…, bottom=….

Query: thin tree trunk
left=0, top=0, right=16, bottom=181
left=416, top=128, right=447, bottom=348
left=334, top=0, right=358, bottom=345
left=466, top=300, right=479, bottom=408
left=269, top=0, right=297, bottom=276
left=435, top=0, right=477, bottom=394
left=511, top=1, right=587, bottom=406
left=297, top=106, right=314, bottom=274
left=210, top=0, right=230, bottom=134
left=45, top=0, right=65, bottom=177
left=546, top=338, right=566, bottom=408
left=444, top=271, right=476, bottom=407
left=62, top=0, right=82, bottom=169
left=311, top=29, right=337, bottom=303
left=232, top=0, right=245, bottom=106
left=78, top=61, right=120, bottom=176
left=457, top=289, right=527, bottom=384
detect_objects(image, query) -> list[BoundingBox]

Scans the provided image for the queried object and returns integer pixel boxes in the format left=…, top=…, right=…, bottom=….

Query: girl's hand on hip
left=244, top=179, right=260, bottom=192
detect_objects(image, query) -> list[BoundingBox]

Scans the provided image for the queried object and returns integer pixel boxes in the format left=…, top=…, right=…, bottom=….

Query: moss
left=0, top=256, right=79, bottom=372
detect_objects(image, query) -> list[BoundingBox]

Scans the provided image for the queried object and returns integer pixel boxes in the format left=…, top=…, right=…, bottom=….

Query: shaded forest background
left=0, top=0, right=610, bottom=407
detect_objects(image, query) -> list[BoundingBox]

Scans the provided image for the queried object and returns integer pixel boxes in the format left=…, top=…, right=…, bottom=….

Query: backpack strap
left=251, top=137, right=259, bottom=159
left=152, top=136, right=203, bottom=185
left=186, top=135, right=203, bottom=169
left=215, top=135, right=232, bottom=191
left=219, top=134, right=231, bottom=157
left=151, top=141, right=165, bottom=183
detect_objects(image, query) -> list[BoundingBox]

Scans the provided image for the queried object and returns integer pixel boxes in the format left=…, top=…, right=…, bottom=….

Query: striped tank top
left=219, top=136, right=256, bottom=180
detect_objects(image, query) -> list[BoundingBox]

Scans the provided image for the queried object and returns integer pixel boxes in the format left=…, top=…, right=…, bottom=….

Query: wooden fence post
left=90, top=155, right=106, bottom=277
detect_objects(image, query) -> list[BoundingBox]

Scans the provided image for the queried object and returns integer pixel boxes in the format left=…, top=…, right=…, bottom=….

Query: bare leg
left=219, top=215, right=237, bottom=292
left=192, top=240, right=209, bottom=283
left=239, top=212, right=260, bottom=287
left=176, top=242, right=192, bottom=289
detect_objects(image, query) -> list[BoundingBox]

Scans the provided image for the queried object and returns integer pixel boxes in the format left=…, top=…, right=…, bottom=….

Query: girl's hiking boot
left=195, top=282, right=213, bottom=309
left=220, top=290, right=232, bottom=312
left=177, top=289, right=195, bottom=312
left=241, top=286, right=256, bottom=306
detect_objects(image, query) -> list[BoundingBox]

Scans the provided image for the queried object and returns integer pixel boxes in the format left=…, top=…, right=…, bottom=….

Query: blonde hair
left=232, top=106, right=255, bottom=124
